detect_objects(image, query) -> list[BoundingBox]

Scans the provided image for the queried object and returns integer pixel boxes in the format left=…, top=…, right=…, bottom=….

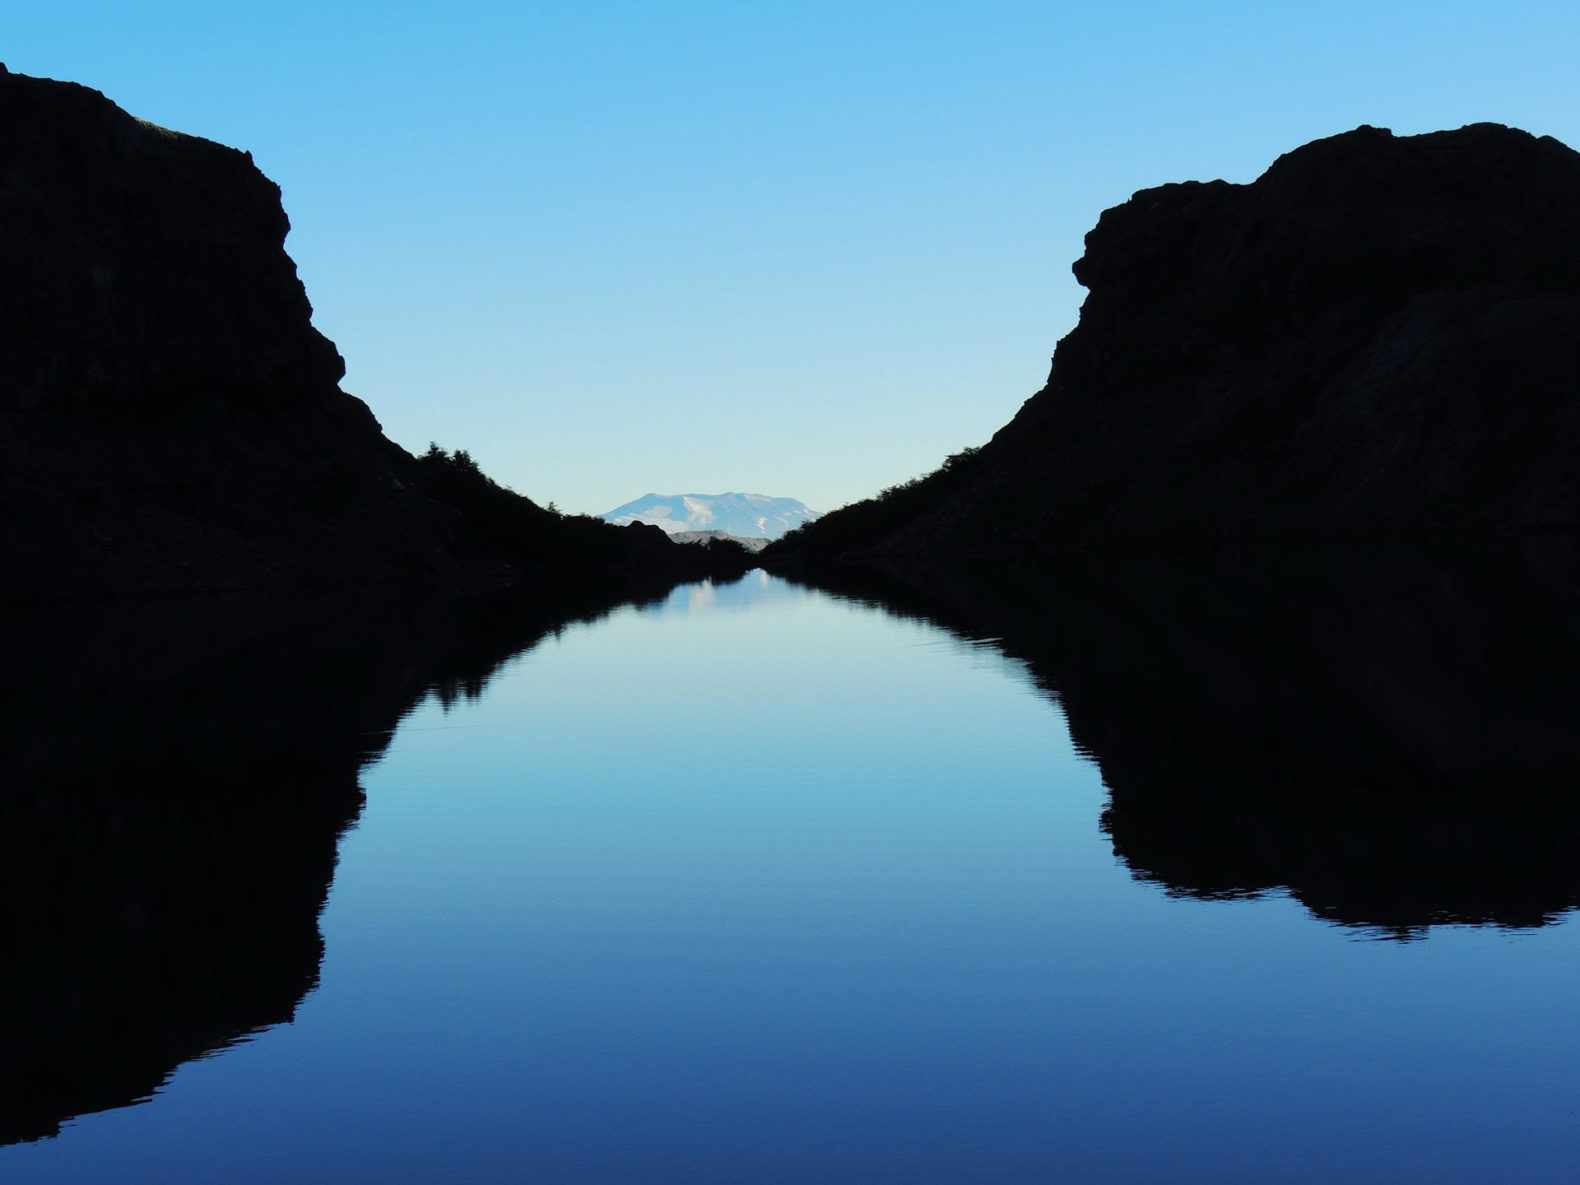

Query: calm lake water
left=7, top=570, right=1580, bottom=1183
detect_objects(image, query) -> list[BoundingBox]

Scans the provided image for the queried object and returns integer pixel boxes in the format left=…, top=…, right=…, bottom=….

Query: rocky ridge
left=782, top=123, right=1580, bottom=564
left=0, top=71, right=742, bottom=600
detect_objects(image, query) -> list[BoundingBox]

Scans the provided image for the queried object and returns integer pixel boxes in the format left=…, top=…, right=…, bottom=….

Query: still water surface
left=10, top=572, right=1579, bottom=1182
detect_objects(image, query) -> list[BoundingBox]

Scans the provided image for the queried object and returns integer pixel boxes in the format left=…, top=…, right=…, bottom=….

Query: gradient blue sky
left=12, top=2, right=1580, bottom=514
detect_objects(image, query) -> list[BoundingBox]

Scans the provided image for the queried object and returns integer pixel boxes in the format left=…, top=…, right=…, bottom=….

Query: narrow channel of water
left=8, top=570, right=1579, bottom=1183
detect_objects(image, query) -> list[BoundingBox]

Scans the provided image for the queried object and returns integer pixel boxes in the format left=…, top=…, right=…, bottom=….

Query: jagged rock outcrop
left=788, top=123, right=1580, bottom=562
left=772, top=123, right=1580, bottom=936
left=0, top=71, right=427, bottom=596
left=0, top=72, right=742, bottom=599
left=0, top=75, right=345, bottom=419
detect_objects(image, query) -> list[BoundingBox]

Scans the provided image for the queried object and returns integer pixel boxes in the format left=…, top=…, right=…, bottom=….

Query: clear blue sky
left=12, top=2, right=1580, bottom=514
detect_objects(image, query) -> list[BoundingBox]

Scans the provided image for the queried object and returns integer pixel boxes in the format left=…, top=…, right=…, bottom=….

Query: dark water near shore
left=5, top=558, right=1580, bottom=1183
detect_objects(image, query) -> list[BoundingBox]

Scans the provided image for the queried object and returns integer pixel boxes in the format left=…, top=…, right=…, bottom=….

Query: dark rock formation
left=0, top=70, right=751, bottom=1143
left=0, top=71, right=747, bottom=599
left=0, top=71, right=420, bottom=596
left=782, top=123, right=1580, bottom=563
left=774, top=123, right=1580, bottom=936
left=0, top=76, right=344, bottom=420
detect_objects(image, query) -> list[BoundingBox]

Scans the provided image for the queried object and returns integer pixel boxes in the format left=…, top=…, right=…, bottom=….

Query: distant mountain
left=603, top=493, right=819, bottom=540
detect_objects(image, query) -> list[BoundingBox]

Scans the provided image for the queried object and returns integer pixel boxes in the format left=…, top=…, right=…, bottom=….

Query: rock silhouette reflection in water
left=794, top=537, right=1580, bottom=938
left=0, top=583, right=654, bottom=1144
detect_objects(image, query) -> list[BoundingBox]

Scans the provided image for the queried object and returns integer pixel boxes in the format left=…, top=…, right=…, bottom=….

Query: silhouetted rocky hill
left=779, top=123, right=1580, bottom=564
left=0, top=71, right=740, bottom=599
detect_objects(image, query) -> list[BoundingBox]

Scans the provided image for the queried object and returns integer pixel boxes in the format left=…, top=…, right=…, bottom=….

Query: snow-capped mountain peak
left=601, top=492, right=819, bottom=540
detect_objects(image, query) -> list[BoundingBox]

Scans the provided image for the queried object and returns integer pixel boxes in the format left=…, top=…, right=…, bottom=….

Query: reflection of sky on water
left=640, top=568, right=805, bottom=618
left=10, top=574, right=1580, bottom=1185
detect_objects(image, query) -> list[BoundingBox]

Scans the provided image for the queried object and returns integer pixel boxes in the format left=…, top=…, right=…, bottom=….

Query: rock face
left=797, top=123, right=1580, bottom=560
left=0, top=71, right=421, bottom=596
left=0, top=74, right=344, bottom=419
left=0, top=72, right=738, bottom=599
